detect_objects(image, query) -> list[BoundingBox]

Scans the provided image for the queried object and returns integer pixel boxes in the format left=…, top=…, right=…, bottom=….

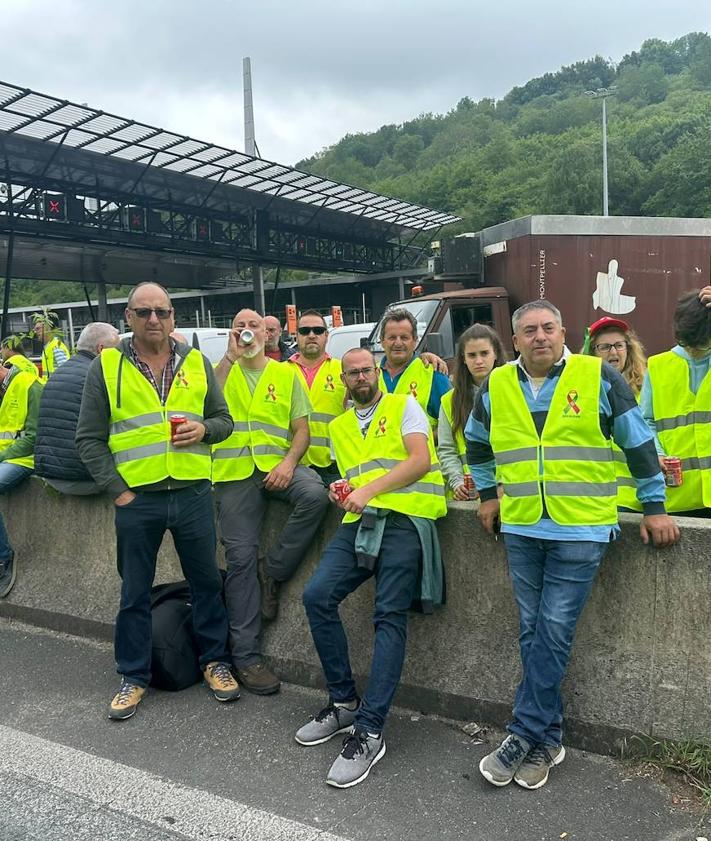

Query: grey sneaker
left=326, top=728, right=386, bottom=789
left=514, top=744, right=565, bottom=789
left=0, top=553, right=16, bottom=599
left=479, top=733, right=533, bottom=787
left=295, top=700, right=359, bottom=746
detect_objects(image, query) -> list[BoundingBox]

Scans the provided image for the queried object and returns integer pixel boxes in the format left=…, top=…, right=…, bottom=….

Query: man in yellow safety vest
left=0, top=362, right=43, bottom=598
left=212, top=309, right=329, bottom=696
left=76, top=282, right=239, bottom=721
left=295, top=347, right=446, bottom=789
left=468, top=299, right=679, bottom=791
left=287, top=309, right=347, bottom=487
left=34, top=320, right=69, bottom=379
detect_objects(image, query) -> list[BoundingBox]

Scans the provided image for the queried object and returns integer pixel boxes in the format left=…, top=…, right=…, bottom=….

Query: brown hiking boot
left=236, top=662, right=281, bottom=695
left=203, top=662, right=241, bottom=702
left=108, top=680, right=146, bottom=721
left=258, top=557, right=280, bottom=622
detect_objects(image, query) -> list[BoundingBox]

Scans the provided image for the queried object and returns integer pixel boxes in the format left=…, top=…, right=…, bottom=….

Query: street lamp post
left=585, top=86, right=617, bottom=216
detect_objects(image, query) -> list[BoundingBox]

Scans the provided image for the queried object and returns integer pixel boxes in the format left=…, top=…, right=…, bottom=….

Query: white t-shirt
left=330, top=394, right=430, bottom=460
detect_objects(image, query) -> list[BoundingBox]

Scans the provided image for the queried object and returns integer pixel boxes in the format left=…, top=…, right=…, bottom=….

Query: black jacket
left=35, top=350, right=95, bottom=481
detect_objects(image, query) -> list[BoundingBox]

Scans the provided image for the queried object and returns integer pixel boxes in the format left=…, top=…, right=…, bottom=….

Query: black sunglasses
left=128, top=307, right=173, bottom=320
left=297, top=326, right=327, bottom=336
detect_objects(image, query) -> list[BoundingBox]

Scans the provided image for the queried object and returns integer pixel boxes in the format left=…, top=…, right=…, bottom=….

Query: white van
left=326, top=323, right=376, bottom=360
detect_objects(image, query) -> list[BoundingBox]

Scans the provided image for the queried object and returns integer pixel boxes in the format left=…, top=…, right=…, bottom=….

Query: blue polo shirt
left=381, top=361, right=451, bottom=423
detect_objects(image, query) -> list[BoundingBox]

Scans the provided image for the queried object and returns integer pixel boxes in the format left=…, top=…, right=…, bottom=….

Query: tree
left=617, top=63, right=669, bottom=105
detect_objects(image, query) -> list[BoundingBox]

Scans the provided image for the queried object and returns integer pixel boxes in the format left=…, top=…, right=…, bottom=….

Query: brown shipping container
left=479, top=216, right=711, bottom=356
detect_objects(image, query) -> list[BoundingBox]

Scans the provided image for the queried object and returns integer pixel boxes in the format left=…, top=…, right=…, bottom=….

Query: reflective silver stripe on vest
left=503, top=481, right=539, bottom=497
left=680, top=455, right=711, bottom=471
left=310, top=436, right=331, bottom=448
left=253, top=444, right=289, bottom=457
left=617, top=477, right=637, bottom=487
left=212, top=446, right=251, bottom=460
left=496, top=447, right=538, bottom=465
left=311, top=412, right=337, bottom=424
left=249, top=421, right=291, bottom=441
left=0, top=431, right=18, bottom=440
left=110, top=412, right=163, bottom=435
left=612, top=451, right=627, bottom=463
left=545, top=446, right=612, bottom=462
left=110, top=411, right=204, bottom=436
left=390, top=481, right=445, bottom=497
left=344, top=458, right=400, bottom=481
left=232, top=421, right=250, bottom=433
left=545, top=481, right=617, bottom=497
left=656, top=410, right=711, bottom=431
left=113, top=442, right=166, bottom=464
left=458, top=453, right=467, bottom=466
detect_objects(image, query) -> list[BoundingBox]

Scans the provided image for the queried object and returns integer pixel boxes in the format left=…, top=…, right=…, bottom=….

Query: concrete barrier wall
left=2, top=479, right=710, bottom=754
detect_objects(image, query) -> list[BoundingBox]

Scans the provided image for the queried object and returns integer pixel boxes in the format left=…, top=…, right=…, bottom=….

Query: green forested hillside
left=298, top=32, right=711, bottom=234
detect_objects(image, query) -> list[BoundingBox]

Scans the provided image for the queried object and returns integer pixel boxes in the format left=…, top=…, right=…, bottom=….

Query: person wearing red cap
left=583, top=317, right=647, bottom=397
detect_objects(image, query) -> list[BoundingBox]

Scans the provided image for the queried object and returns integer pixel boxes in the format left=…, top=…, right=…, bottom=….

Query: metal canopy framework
left=0, top=82, right=460, bottom=281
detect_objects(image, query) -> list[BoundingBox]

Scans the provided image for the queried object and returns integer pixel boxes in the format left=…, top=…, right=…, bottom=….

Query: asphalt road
left=0, top=617, right=707, bottom=841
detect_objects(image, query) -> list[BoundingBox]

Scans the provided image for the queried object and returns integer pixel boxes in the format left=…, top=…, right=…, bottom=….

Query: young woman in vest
left=583, top=316, right=647, bottom=510
left=437, top=324, right=504, bottom=500
left=583, top=316, right=647, bottom=397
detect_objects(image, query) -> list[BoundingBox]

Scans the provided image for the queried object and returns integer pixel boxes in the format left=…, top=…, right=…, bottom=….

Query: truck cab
left=365, top=286, right=513, bottom=367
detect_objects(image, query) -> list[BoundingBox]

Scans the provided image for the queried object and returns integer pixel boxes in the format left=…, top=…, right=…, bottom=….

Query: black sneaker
left=326, top=728, right=386, bottom=788
left=295, top=700, right=360, bottom=746
left=0, top=553, right=16, bottom=599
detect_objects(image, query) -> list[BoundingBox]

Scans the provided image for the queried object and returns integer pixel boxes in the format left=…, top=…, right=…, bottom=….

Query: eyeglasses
left=128, top=307, right=173, bottom=320
left=594, top=341, right=626, bottom=353
left=343, top=366, right=376, bottom=380
left=297, top=326, right=327, bottom=336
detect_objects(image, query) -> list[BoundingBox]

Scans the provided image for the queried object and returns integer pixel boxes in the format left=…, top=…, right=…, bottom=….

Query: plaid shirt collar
left=129, top=338, right=176, bottom=404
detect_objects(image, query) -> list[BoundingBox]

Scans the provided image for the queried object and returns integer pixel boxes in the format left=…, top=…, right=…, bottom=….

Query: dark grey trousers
left=215, top=466, right=330, bottom=667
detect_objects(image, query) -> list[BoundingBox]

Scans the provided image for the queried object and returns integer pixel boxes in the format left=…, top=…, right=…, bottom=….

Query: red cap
left=588, top=316, right=630, bottom=337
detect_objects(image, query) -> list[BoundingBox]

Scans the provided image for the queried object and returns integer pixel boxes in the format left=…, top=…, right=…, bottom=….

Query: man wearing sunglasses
left=212, top=309, right=329, bottom=695
left=287, top=310, right=347, bottom=487
left=77, top=282, right=240, bottom=720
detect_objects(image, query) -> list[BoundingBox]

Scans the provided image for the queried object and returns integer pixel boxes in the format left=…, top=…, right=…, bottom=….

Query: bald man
left=213, top=309, right=329, bottom=695
left=264, top=315, right=295, bottom=362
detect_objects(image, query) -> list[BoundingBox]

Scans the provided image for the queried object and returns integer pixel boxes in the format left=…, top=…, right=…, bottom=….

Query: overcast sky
left=2, top=0, right=709, bottom=165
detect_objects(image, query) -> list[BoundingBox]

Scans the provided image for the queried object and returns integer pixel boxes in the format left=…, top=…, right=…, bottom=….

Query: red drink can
left=663, top=456, right=683, bottom=487
left=332, top=479, right=353, bottom=504
left=170, top=414, right=187, bottom=442
left=463, top=474, right=477, bottom=500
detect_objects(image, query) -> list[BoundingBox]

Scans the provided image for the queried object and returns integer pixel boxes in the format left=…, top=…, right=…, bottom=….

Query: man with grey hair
left=465, top=298, right=679, bottom=791
left=35, top=322, right=120, bottom=495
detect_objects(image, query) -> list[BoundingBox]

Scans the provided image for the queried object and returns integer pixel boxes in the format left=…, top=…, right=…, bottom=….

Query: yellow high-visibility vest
left=42, top=337, right=70, bottom=379
left=488, top=356, right=617, bottom=526
left=5, top=355, right=39, bottom=378
left=212, top=360, right=295, bottom=482
left=329, top=392, right=446, bottom=523
left=379, top=357, right=435, bottom=426
left=648, top=350, right=711, bottom=511
left=101, top=348, right=210, bottom=486
left=291, top=357, right=345, bottom=468
left=0, top=370, right=39, bottom=469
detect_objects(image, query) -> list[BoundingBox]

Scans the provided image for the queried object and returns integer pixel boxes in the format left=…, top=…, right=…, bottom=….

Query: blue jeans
left=114, top=481, right=230, bottom=687
left=0, top=462, right=32, bottom=562
left=302, top=516, right=421, bottom=734
left=503, top=534, right=608, bottom=747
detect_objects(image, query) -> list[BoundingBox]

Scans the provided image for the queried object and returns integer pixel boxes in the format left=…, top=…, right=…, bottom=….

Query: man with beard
left=288, top=310, right=347, bottom=487
left=213, top=309, right=329, bottom=695
left=295, top=347, right=446, bottom=788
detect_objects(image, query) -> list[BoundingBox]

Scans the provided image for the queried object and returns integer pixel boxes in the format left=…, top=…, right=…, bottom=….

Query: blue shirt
left=465, top=355, right=666, bottom=543
left=381, top=360, right=451, bottom=422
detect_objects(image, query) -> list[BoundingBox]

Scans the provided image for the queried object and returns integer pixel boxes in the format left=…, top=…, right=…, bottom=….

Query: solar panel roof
left=0, top=81, right=461, bottom=233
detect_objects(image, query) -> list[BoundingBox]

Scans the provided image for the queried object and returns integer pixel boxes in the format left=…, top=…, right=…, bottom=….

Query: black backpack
left=150, top=581, right=202, bottom=691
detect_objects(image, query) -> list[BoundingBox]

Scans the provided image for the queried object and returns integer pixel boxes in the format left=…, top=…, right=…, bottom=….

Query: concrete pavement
left=0, top=618, right=708, bottom=841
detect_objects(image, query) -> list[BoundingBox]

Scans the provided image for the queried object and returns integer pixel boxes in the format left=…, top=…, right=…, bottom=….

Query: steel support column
left=1, top=230, right=15, bottom=339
